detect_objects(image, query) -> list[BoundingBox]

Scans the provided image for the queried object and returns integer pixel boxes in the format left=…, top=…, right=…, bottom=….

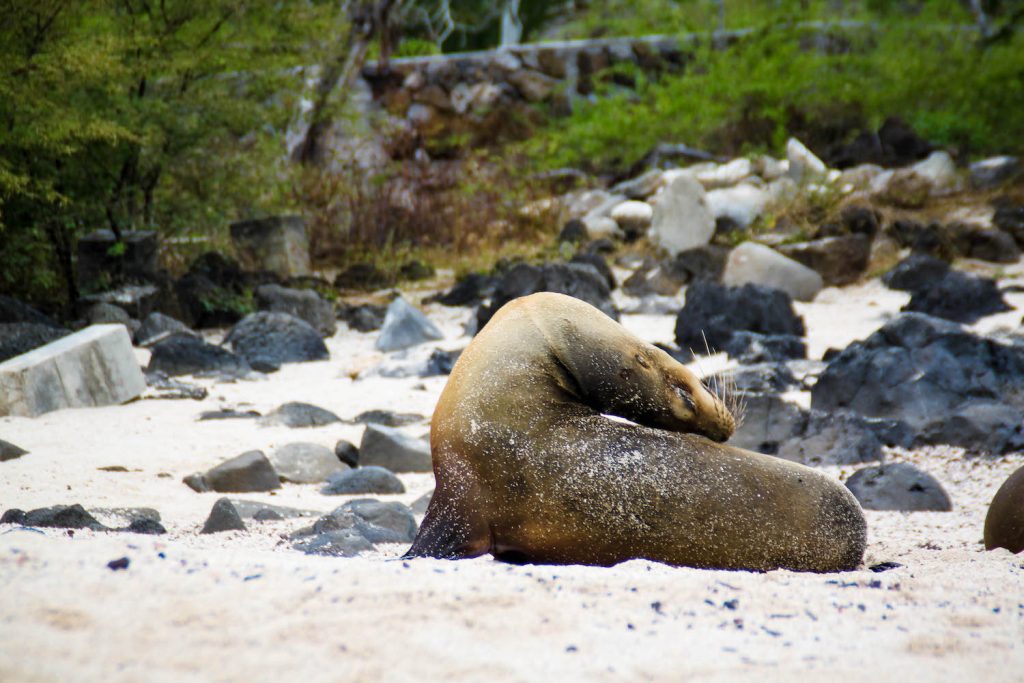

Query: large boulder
left=255, top=284, right=336, bottom=337
left=0, top=325, right=146, bottom=418
left=648, top=174, right=715, bottom=255
left=230, top=216, right=310, bottom=279
left=224, top=312, right=328, bottom=371
left=358, top=424, right=432, bottom=473
left=376, top=297, right=444, bottom=353
left=147, top=333, right=249, bottom=377
left=778, top=234, right=871, bottom=286
left=728, top=392, right=806, bottom=454
left=882, top=254, right=950, bottom=292
left=134, top=312, right=194, bottom=347
left=476, top=262, right=616, bottom=331
left=845, top=463, right=952, bottom=512
left=812, top=313, right=1024, bottom=452
left=775, top=411, right=885, bottom=466
left=0, top=295, right=62, bottom=327
left=723, top=242, right=823, bottom=302
left=675, top=281, right=805, bottom=354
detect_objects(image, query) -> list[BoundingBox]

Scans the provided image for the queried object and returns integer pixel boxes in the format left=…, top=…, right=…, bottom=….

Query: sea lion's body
left=407, top=293, right=866, bottom=571
left=985, top=465, right=1024, bottom=554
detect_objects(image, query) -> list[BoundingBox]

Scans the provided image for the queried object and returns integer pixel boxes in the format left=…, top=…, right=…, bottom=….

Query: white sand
left=2, top=278, right=1023, bottom=682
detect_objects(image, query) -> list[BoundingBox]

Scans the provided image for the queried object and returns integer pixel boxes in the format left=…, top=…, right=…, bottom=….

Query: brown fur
left=985, top=465, right=1024, bottom=554
left=406, top=293, right=866, bottom=571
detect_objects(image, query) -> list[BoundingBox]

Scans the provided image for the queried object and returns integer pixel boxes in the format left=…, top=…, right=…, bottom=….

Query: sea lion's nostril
left=635, top=354, right=650, bottom=369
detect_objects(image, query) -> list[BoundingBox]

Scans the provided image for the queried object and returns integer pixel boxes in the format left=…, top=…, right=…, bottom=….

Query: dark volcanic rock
left=570, top=252, right=616, bottom=290
left=255, top=284, right=336, bottom=337
left=845, top=463, right=952, bottom=511
left=902, top=270, right=1010, bottom=324
left=147, top=333, right=250, bottom=377
left=293, top=499, right=418, bottom=556
left=0, top=295, right=62, bottom=327
left=335, top=440, right=359, bottom=468
left=186, top=450, right=281, bottom=493
left=726, top=364, right=799, bottom=394
left=918, top=401, right=1024, bottom=454
left=337, top=303, right=386, bottom=332
left=675, top=282, right=805, bottom=354
left=201, top=498, right=247, bottom=533
left=993, top=202, right=1024, bottom=247
left=776, top=411, right=885, bottom=466
left=0, top=323, right=70, bottom=363
left=225, top=312, right=329, bottom=369
left=728, top=392, right=807, bottom=455
left=476, top=262, right=617, bottom=331
left=885, top=220, right=954, bottom=260
left=260, top=402, right=341, bottom=428
left=126, top=517, right=167, bottom=535
left=778, top=234, right=871, bottom=286
left=722, top=332, right=806, bottom=363
left=143, top=371, right=209, bottom=400
left=0, top=439, right=28, bottom=462
left=882, top=254, right=950, bottom=292
left=322, top=466, right=405, bottom=495
left=427, top=273, right=497, bottom=307
left=1, top=504, right=108, bottom=531
left=423, top=348, right=461, bottom=376
left=359, top=424, right=432, bottom=473
left=198, top=409, right=261, bottom=421
left=134, top=312, right=194, bottom=347
left=812, top=313, right=1024, bottom=452
left=558, top=219, right=589, bottom=244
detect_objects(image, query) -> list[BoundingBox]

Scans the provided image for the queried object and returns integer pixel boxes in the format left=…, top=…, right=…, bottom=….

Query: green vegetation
left=527, top=3, right=1024, bottom=174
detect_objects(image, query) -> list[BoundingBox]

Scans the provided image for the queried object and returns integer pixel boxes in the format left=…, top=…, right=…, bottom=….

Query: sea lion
left=406, top=292, right=866, bottom=571
left=984, top=465, right=1024, bottom=554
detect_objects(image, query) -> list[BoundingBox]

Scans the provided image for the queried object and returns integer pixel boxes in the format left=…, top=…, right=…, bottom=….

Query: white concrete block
left=0, top=324, right=145, bottom=417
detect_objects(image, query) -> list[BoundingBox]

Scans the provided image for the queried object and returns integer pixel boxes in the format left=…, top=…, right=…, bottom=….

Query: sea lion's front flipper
left=403, top=489, right=491, bottom=560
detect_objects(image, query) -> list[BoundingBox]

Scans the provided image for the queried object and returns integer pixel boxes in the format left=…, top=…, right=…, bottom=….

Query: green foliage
left=0, top=0, right=349, bottom=309
left=526, top=6, right=1024, bottom=175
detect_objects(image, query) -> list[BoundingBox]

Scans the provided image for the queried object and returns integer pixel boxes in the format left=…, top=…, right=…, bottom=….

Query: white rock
left=910, top=151, right=960, bottom=195
left=839, top=164, right=885, bottom=191
left=0, top=325, right=146, bottom=418
left=564, top=189, right=614, bottom=218
left=694, top=158, right=753, bottom=189
left=609, top=200, right=654, bottom=232
left=786, top=138, right=828, bottom=184
left=582, top=215, right=622, bottom=239
left=723, top=242, right=824, bottom=302
left=451, top=82, right=502, bottom=114
left=648, top=174, right=715, bottom=255
left=755, top=155, right=789, bottom=181
left=706, top=183, right=770, bottom=228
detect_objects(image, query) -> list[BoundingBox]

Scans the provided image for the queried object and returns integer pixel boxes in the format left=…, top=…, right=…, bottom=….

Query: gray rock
left=312, top=499, right=418, bottom=543
left=225, top=312, right=329, bottom=370
left=845, top=463, right=952, bottom=511
left=187, top=450, right=281, bottom=493
left=270, top=442, right=348, bottom=484
left=198, top=409, right=261, bottom=421
left=0, top=439, right=28, bottom=462
left=1, top=504, right=108, bottom=531
left=969, top=156, right=1020, bottom=189
left=228, top=500, right=321, bottom=520
left=376, top=298, right=444, bottom=353
left=147, top=334, right=249, bottom=377
left=649, top=173, right=715, bottom=255
left=675, top=282, right=805, bottom=354
left=723, top=332, right=806, bottom=364
left=126, top=517, right=167, bottom=535
left=723, top=242, right=824, bottom=302
left=610, top=169, right=664, bottom=199
left=0, top=295, right=62, bottom=327
left=143, top=371, right=208, bottom=400
left=335, top=440, right=359, bottom=468
left=134, top=312, right=194, bottom=347
left=200, top=498, right=247, bottom=533
left=786, top=138, right=827, bottom=184
left=230, top=215, right=310, bottom=279
left=347, top=410, right=424, bottom=427
left=260, top=402, right=341, bottom=428
left=322, top=466, right=405, bottom=495
left=726, top=364, right=798, bottom=394
left=359, top=424, right=432, bottom=473
left=919, top=401, right=1024, bottom=454
left=776, top=411, right=884, bottom=466
left=80, top=283, right=158, bottom=320
left=255, top=284, right=336, bottom=337
left=293, top=529, right=375, bottom=557
left=86, top=303, right=133, bottom=330
left=903, top=269, right=1010, bottom=324
left=882, top=254, right=950, bottom=292
left=0, top=325, right=146, bottom=418
left=728, top=392, right=807, bottom=454
left=507, top=69, right=557, bottom=102
left=337, top=303, right=386, bottom=332
left=423, top=348, right=461, bottom=376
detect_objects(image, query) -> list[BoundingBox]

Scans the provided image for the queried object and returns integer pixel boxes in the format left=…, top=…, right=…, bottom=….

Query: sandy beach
left=2, top=273, right=1023, bottom=682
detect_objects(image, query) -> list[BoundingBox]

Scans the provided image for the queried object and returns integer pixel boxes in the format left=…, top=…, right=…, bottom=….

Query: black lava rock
left=224, top=312, right=329, bottom=368
left=902, top=270, right=1010, bottom=324
left=337, top=303, right=387, bottom=332
left=201, top=498, right=247, bottom=533
left=0, top=323, right=70, bottom=363
left=260, top=402, right=342, bottom=428
left=334, top=440, right=359, bottom=468
left=675, top=282, right=805, bottom=354
left=322, top=466, right=406, bottom=495
left=882, top=254, right=950, bottom=292
left=147, top=333, right=250, bottom=377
